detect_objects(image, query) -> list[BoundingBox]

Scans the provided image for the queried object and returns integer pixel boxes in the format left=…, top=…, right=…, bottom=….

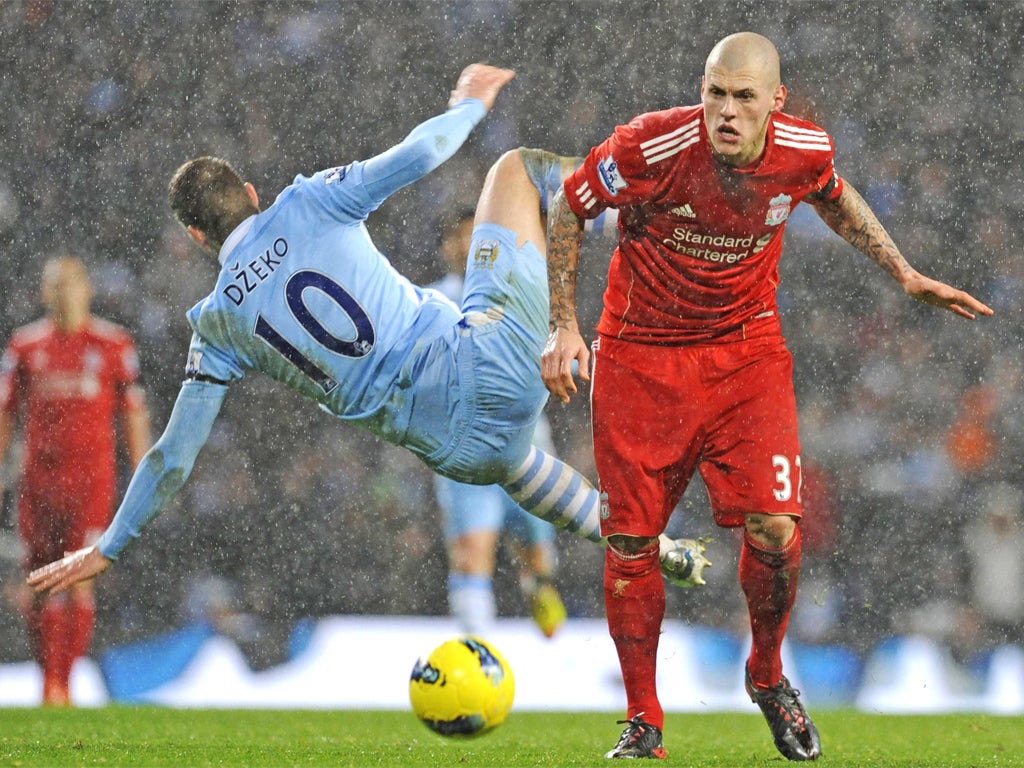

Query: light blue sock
left=448, top=572, right=496, bottom=637
left=518, top=147, right=616, bottom=234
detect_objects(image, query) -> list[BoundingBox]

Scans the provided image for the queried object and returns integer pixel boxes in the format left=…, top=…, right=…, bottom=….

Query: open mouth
left=717, top=124, right=740, bottom=142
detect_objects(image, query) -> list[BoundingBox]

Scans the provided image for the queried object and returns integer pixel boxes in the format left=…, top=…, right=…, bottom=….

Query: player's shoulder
left=292, top=165, right=356, bottom=197
left=623, top=104, right=702, bottom=142
left=770, top=112, right=834, bottom=155
left=275, top=165, right=360, bottom=221
left=7, top=318, right=53, bottom=349
left=87, top=316, right=135, bottom=345
left=617, top=105, right=703, bottom=166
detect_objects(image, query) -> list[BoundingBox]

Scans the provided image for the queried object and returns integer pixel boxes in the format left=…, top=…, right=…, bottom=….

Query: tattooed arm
left=541, top=187, right=590, bottom=403
left=811, top=182, right=993, bottom=320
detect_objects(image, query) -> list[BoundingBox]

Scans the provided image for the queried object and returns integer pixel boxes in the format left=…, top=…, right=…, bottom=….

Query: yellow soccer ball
left=409, top=635, right=515, bottom=737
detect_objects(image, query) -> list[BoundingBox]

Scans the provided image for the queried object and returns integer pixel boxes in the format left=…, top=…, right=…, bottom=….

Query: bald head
left=701, top=32, right=786, bottom=166
left=41, top=256, right=93, bottom=330
left=705, top=33, right=781, bottom=90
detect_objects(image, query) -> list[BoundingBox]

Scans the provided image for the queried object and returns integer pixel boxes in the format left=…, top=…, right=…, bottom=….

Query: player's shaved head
left=705, top=32, right=781, bottom=89
left=41, top=256, right=93, bottom=327
left=42, top=256, right=88, bottom=286
left=701, top=32, right=786, bottom=167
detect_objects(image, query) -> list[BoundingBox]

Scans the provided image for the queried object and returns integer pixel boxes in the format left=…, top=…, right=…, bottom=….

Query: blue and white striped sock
left=500, top=446, right=604, bottom=544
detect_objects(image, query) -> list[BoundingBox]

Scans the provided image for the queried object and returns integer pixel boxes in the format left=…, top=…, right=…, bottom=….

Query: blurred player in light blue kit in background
left=27, top=64, right=709, bottom=603
left=430, top=206, right=565, bottom=638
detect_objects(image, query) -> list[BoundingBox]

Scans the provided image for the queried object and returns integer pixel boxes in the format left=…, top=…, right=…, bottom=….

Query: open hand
left=448, top=63, right=516, bottom=111
left=903, top=273, right=994, bottom=320
left=27, top=546, right=111, bottom=595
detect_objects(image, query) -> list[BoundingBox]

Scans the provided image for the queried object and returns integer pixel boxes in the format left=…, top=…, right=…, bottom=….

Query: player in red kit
left=0, top=256, right=151, bottom=705
left=542, top=33, right=992, bottom=760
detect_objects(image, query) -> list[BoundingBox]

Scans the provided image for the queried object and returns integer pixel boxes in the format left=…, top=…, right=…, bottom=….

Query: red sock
left=40, top=596, right=70, bottom=698
left=739, top=526, right=801, bottom=688
left=69, top=595, right=96, bottom=662
left=604, top=542, right=665, bottom=730
left=24, top=598, right=44, bottom=665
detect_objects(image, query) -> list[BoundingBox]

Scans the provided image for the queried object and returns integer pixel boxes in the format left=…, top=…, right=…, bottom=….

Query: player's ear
left=186, top=225, right=207, bottom=249
left=245, top=182, right=259, bottom=211
left=772, top=84, right=787, bottom=113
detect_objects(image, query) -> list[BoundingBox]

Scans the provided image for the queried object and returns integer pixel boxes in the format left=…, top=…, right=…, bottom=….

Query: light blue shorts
left=435, top=476, right=556, bottom=543
left=423, top=223, right=551, bottom=484
left=435, top=414, right=557, bottom=541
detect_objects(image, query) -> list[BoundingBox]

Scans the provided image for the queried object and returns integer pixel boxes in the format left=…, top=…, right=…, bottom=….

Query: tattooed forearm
left=811, top=182, right=912, bottom=283
left=547, top=189, right=586, bottom=331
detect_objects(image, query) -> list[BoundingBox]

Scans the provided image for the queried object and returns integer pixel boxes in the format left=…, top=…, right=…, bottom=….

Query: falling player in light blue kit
left=431, top=169, right=622, bottom=639
left=27, top=63, right=709, bottom=597
left=431, top=206, right=566, bottom=639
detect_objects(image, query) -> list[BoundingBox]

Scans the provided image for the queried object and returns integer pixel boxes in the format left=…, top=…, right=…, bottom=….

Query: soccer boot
left=604, top=714, right=667, bottom=759
left=658, top=535, right=712, bottom=588
left=745, top=665, right=822, bottom=761
left=530, top=582, right=567, bottom=638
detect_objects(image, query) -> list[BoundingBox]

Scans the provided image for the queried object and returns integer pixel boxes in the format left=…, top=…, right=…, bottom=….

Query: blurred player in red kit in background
left=0, top=256, right=150, bottom=705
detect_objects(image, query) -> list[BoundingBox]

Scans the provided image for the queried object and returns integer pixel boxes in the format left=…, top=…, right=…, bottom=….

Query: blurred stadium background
left=0, top=0, right=1022, bottom=708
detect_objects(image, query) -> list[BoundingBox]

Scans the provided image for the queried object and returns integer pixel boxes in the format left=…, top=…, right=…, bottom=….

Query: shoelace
left=614, top=716, right=650, bottom=745
left=762, top=682, right=809, bottom=728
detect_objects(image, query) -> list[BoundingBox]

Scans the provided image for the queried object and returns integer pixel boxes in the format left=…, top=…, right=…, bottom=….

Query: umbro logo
left=671, top=203, right=696, bottom=218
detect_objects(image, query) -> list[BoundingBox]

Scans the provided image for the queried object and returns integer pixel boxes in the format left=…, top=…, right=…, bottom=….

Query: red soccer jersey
left=564, top=105, right=844, bottom=343
left=0, top=317, right=144, bottom=497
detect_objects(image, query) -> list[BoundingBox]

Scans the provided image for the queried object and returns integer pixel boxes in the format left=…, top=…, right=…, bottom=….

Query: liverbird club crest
left=765, top=193, right=792, bottom=226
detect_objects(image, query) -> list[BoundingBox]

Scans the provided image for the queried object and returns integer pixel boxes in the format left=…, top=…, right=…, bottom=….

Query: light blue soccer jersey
left=97, top=97, right=550, bottom=559
left=184, top=154, right=465, bottom=456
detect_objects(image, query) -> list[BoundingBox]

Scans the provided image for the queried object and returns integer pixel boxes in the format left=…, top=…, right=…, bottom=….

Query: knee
left=448, top=532, right=498, bottom=575
left=476, top=150, right=542, bottom=238
left=486, top=149, right=529, bottom=186
left=607, top=533, right=659, bottom=556
left=604, top=535, right=663, bottom=600
left=744, top=514, right=797, bottom=550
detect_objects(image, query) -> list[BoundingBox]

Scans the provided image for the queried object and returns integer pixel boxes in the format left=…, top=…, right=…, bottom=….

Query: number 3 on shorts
left=772, top=454, right=802, bottom=503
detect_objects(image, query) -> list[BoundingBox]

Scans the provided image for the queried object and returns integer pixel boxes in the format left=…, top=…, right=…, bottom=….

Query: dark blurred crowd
left=0, top=0, right=1022, bottom=667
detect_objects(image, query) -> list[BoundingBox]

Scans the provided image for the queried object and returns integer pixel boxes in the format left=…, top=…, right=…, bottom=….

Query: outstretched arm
left=359, top=64, right=515, bottom=203
left=541, top=188, right=590, bottom=403
left=27, top=379, right=227, bottom=595
left=810, top=182, right=993, bottom=320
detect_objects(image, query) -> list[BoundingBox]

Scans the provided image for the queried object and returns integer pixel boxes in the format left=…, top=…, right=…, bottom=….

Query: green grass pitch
left=1, top=707, right=1022, bottom=767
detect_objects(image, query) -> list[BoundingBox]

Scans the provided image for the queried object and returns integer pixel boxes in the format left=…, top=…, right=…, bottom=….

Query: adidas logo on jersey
left=671, top=204, right=697, bottom=218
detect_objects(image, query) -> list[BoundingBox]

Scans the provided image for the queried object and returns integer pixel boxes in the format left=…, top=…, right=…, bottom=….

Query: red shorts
left=591, top=320, right=802, bottom=536
left=18, top=481, right=115, bottom=570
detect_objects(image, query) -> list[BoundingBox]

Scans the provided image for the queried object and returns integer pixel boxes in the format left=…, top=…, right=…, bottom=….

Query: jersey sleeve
left=307, top=97, right=488, bottom=222
left=114, top=334, right=147, bottom=413
left=96, top=379, right=228, bottom=559
left=0, top=342, right=21, bottom=414
left=183, top=329, right=245, bottom=385
left=811, top=157, right=844, bottom=202
left=562, top=117, right=660, bottom=220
